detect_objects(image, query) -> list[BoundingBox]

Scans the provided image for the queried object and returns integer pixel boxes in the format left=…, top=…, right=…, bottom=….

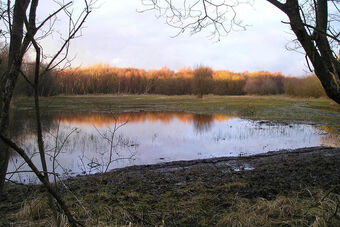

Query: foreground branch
left=0, top=133, right=83, bottom=227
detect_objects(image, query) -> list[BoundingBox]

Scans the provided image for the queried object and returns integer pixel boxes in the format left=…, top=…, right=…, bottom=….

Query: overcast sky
left=37, top=0, right=310, bottom=76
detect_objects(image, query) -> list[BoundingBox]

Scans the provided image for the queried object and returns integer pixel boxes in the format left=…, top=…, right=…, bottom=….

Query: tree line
left=13, top=64, right=325, bottom=98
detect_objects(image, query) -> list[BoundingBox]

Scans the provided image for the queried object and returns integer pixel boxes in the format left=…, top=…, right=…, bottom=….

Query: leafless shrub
left=78, top=115, right=138, bottom=175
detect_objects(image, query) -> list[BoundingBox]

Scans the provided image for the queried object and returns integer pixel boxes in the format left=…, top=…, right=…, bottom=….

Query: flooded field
left=7, top=111, right=339, bottom=183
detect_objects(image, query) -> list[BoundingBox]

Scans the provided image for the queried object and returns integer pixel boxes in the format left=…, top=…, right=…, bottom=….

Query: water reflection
left=7, top=111, right=339, bottom=183
left=55, top=111, right=230, bottom=129
left=192, top=114, right=214, bottom=134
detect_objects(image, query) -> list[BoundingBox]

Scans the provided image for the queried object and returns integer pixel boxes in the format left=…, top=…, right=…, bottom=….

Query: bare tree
left=93, top=118, right=137, bottom=173
left=192, top=66, right=213, bottom=98
left=140, top=0, right=340, bottom=104
left=0, top=0, right=93, bottom=226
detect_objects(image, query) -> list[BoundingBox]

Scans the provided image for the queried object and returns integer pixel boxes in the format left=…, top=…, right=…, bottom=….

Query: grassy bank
left=12, top=95, right=340, bottom=125
left=1, top=147, right=340, bottom=226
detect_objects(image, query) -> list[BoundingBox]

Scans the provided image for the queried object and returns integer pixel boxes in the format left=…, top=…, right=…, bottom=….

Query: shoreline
left=105, top=146, right=337, bottom=173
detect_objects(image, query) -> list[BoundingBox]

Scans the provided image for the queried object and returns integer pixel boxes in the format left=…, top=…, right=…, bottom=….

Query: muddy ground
left=1, top=146, right=340, bottom=226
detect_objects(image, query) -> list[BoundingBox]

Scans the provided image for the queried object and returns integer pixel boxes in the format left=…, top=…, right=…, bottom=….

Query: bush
left=244, top=76, right=283, bottom=95
left=284, top=75, right=326, bottom=98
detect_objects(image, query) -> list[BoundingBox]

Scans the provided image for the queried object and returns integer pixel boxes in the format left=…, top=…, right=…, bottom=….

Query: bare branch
left=18, top=70, right=34, bottom=89
left=42, top=2, right=92, bottom=73
left=139, top=0, right=249, bottom=41
left=6, top=170, right=61, bottom=176
left=281, top=20, right=340, bottom=43
left=36, top=2, right=72, bottom=31
left=266, top=0, right=286, bottom=12
left=0, top=132, right=82, bottom=227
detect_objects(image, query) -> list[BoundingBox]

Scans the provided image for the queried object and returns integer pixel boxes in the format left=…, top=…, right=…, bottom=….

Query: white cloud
left=37, top=0, right=308, bottom=76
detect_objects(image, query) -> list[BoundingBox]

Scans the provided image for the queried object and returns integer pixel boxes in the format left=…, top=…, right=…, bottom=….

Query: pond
left=7, top=111, right=339, bottom=183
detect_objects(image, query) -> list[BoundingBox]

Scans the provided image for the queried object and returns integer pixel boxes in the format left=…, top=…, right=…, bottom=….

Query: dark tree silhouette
left=140, top=0, right=340, bottom=104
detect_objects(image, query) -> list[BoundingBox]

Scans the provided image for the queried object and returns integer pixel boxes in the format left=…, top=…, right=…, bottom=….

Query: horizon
left=59, top=63, right=304, bottom=77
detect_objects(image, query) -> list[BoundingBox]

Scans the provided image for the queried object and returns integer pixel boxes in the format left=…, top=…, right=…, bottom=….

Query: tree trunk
left=284, top=0, right=340, bottom=104
left=0, top=0, right=30, bottom=196
left=312, top=0, right=340, bottom=103
left=314, top=60, right=340, bottom=104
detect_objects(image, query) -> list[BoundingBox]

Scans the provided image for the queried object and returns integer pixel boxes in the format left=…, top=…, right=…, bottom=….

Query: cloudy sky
left=38, top=0, right=310, bottom=76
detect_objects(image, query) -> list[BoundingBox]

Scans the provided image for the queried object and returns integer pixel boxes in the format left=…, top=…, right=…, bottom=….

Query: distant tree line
left=11, top=63, right=326, bottom=98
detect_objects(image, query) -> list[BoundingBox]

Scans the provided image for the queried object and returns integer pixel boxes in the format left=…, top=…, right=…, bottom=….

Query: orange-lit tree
left=41, top=64, right=324, bottom=97
left=192, top=66, right=213, bottom=98
left=140, top=0, right=340, bottom=104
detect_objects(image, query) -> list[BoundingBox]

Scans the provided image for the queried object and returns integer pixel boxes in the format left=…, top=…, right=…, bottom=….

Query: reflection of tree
left=192, top=114, right=214, bottom=134
left=49, top=111, right=233, bottom=127
left=9, top=110, right=56, bottom=146
left=10, top=111, right=220, bottom=142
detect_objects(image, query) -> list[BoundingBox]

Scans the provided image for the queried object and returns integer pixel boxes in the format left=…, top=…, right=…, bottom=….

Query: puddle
left=7, top=111, right=339, bottom=183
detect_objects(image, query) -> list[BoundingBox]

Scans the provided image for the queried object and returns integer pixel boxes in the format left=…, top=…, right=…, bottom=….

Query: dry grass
left=217, top=190, right=340, bottom=227
left=9, top=186, right=340, bottom=226
left=16, top=197, right=49, bottom=221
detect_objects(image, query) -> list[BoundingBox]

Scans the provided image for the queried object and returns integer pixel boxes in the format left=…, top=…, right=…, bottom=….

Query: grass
left=2, top=147, right=340, bottom=226
left=217, top=192, right=340, bottom=226
left=11, top=189, right=340, bottom=226
left=12, top=94, right=340, bottom=126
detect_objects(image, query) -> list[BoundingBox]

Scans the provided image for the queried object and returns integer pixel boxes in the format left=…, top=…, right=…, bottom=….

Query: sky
left=37, top=0, right=310, bottom=76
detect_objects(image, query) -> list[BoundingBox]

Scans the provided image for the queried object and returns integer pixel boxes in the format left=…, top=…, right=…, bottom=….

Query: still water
left=7, top=112, right=339, bottom=183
